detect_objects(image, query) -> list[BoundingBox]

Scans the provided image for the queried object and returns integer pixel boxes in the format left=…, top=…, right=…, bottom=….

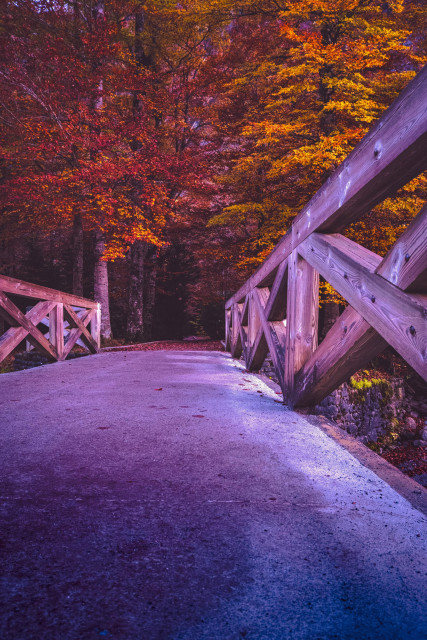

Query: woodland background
left=1, top=0, right=426, bottom=344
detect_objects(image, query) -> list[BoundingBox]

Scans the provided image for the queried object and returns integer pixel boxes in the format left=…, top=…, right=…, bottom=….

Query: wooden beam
left=375, top=202, right=427, bottom=293
left=230, top=304, right=243, bottom=359
left=246, top=292, right=268, bottom=371
left=0, top=300, right=57, bottom=362
left=299, top=233, right=427, bottom=381
left=225, top=309, right=231, bottom=351
left=91, top=303, right=102, bottom=350
left=253, top=288, right=286, bottom=390
left=266, top=260, right=288, bottom=321
left=0, top=274, right=98, bottom=309
left=63, top=305, right=99, bottom=356
left=49, top=303, right=64, bottom=361
left=225, top=64, right=427, bottom=310
left=0, top=294, right=58, bottom=361
left=293, top=308, right=386, bottom=407
left=284, top=251, right=319, bottom=403
left=294, top=209, right=427, bottom=406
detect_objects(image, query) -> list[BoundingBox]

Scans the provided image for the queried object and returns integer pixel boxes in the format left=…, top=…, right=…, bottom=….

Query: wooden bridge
left=225, top=65, right=427, bottom=406
left=0, top=63, right=427, bottom=640
left=1, top=66, right=425, bottom=403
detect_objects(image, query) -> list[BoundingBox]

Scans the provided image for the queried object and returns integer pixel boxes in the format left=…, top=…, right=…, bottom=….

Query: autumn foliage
left=1, top=0, right=426, bottom=336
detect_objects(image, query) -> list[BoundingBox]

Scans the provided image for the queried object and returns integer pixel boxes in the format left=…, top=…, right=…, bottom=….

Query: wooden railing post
left=91, top=303, right=101, bottom=350
left=225, top=65, right=427, bottom=405
left=49, top=303, right=64, bottom=360
left=225, top=309, right=230, bottom=350
left=284, top=250, right=319, bottom=405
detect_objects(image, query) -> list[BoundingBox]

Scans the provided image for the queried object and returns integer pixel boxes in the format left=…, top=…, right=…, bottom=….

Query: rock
left=405, top=417, right=417, bottom=430
left=346, top=423, right=358, bottom=435
left=413, top=440, right=427, bottom=448
left=421, top=428, right=427, bottom=442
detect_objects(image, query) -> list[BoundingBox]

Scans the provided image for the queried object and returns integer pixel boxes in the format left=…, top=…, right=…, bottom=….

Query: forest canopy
left=1, top=0, right=426, bottom=341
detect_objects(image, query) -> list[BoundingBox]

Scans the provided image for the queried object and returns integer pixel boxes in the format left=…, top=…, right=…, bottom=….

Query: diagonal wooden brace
left=63, top=305, right=99, bottom=357
left=0, top=293, right=58, bottom=361
left=294, top=210, right=427, bottom=406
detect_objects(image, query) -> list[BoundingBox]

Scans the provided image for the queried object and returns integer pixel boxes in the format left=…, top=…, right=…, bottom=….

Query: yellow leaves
left=321, top=98, right=380, bottom=123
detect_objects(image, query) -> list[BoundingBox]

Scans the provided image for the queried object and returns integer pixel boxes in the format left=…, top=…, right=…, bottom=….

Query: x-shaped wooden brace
left=0, top=291, right=58, bottom=361
left=294, top=203, right=427, bottom=406
left=63, top=305, right=99, bottom=358
left=229, top=259, right=289, bottom=392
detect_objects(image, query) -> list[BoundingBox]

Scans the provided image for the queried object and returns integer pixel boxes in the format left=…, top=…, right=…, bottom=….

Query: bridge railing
left=0, top=274, right=101, bottom=364
left=225, top=65, right=427, bottom=408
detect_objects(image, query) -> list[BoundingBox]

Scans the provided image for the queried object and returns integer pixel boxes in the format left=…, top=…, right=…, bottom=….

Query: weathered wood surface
left=225, top=64, right=427, bottom=407
left=376, top=203, right=427, bottom=293
left=294, top=208, right=427, bottom=406
left=0, top=275, right=101, bottom=365
left=284, top=251, right=319, bottom=399
left=0, top=274, right=99, bottom=309
left=299, top=233, right=426, bottom=381
left=226, top=64, right=427, bottom=311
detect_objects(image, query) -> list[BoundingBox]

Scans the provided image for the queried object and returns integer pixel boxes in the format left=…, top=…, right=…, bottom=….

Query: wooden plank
left=0, top=300, right=56, bottom=362
left=253, top=288, right=286, bottom=390
left=284, top=251, right=319, bottom=402
left=266, top=260, right=288, bottom=321
left=241, top=296, right=250, bottom=327
left=62, top=308, right=93, bottom=358
left=63, top=305, right=99, bottom=354
left=299, top=233, right=427, bottom=381
left=293, top=308, right=386, bottom=406
left=226, top=64, right=427, bottom=311
left=375, top=203, right=427, bottom=293
left=230, top=304, right=243, bottom=359
left=0, top=295, right=57, bottom=361
left=294, top=211, right=427, bottom=406
left=0, top=274, right=98, bottom=309
left=225, top=309, right=231, bottom=351
left=247, top=325, right=268, bottom=372
left=49, top=303, right=64, bottom=361
left=245, top=264, right=288, bottom=372
left=226, top=309, right=231, bottom=351
left=90, top=304, right=101, bottom=349
left=292, top=64, right=427, bottom=241
left=246, top=292, right=267, bottom=370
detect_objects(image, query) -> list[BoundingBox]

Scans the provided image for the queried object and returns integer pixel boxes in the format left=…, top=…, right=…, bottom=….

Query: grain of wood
left=299, top=233, right=427, bottom=381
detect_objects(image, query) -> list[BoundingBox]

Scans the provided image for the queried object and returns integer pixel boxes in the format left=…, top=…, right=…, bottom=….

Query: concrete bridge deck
left=1, top=350, right=426, bottom=640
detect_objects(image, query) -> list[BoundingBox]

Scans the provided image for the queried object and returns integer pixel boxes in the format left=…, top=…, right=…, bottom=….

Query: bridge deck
left=1, top=351, right=426, bottom=639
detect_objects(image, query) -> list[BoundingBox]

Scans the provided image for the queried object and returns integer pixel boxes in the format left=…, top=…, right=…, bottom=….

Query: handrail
left=225, top=65, right=427, bottom=408
left=0, top=274, right=101, bottom=364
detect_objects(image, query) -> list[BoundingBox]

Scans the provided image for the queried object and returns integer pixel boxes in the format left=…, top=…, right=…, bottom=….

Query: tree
left=0, top=0, right=176, bottom=339
left=206, top=0, right=427, bottom=314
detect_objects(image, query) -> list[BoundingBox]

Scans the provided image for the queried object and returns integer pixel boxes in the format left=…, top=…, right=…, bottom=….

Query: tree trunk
left=126, top=240, right=148, bottom=342
left=143, top=247, right=159, bottom=341
left=93, top=229, right=112, bottom=340
left=72, top=213, right=84, bottom=296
